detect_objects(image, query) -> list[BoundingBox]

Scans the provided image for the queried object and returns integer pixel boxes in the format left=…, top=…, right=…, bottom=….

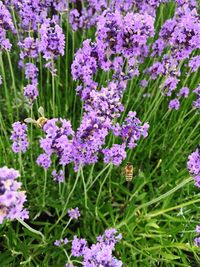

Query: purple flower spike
left=187, top=147, right=200, bottom=187
left=168, top=99, right=180, bottom=110
left=52, top=170, right=64, bottom=183
left=177, top=87, right=189, bottom=98
left=36, top=154, right=52, bottom=170
left=24, top=84, right=38, bottom=103
left=0, top=166, right=28, bottom=224
left=68, top=207, right=80, bottom=220
left=194, top=237, right=200, bottom=246
left=10, top=122, right=29, bottom=154
left=196, top=225, right=200, bottom=234
left=38, top=18, right=65, bottom=61
left=71, top=236, right=87, bottom=257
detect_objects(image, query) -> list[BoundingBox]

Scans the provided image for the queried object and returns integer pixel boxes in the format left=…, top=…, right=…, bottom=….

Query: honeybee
left=123, top=162, right=134, bottom=182
left=24, top=106, right=48, bottom=128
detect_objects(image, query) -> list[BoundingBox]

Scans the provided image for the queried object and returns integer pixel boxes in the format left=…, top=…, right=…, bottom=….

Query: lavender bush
left=0, top=0, right=200, bottom=266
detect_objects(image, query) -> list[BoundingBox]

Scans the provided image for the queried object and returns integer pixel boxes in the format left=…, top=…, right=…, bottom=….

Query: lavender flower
left=0, top=1, right=15, bottom=51
left=24, top=63, right=38, bottom=84
left=194, top=237, right=200, bottom=246
left=54, top=239, right=61, bottom=247
left=54, top=238, right=68, bottom=247
left=168, top=98, right=180, bottom=110
left=196, top=225, right=200, bottom=234
left=140, top=79, right=148, bottom=88
left=193, top=84, right=200, bottom=109
left=15, top=0, right=48, bottom=31
left=19, top=37, right=39, bottom=60
left=24, top=84, right=38, bottom=103
left=69, top=1, right=107, bottom=31
left=189, top=55, right=200, bottom=73
left=71, top=236, right=87, bottom=257
left=10, top=122, right=29, bottom=153
left=0, top=166, right=28, bottom=224
left=187, top=147, right=200, bottom=187
left=71, top=39, right=98, bottom=85
left=117, top=12, right=155, bottom=59
left=116, top=111, right=149, bottom=148
left=36, top=153, right=52, bottom=170
left=68, top=207, right=80, bottom=220
left=38, top=18, right=65, bottom=61
left=177, top=87, right=189, bottom=98
left=38, top=118, right=74, bottom=169
left=65, top=264, right=75, bottom=267
left=72, top=228, right=123, bottom=266
left=163, top=76, right=179, bottom=96
left=52, top=170, right=64, bottom=183
left=102, top=144, right=127, bottom=166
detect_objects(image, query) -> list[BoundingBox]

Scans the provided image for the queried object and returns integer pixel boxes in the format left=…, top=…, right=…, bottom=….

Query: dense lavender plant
left=147, top=1, right=200, bottom=108
left=69, top=228, right=122, bottom=266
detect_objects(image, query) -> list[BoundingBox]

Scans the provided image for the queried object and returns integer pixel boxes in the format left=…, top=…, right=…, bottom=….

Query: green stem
left=95, top=164, right=113, bottom=217
left=0, top=53, right=13, bottom=122
left=42, top=169, right=47, bottom=207
left=81, top=168, right=88, bottom=209
left=60, top=218, right=72, bottom=238
left=52, top=65, right=56, bottom=117
left=7, top=52, right=18, bottom=119
left=87, top=163, right=111, bottom=190
left=17, top=218, right=46, bottom=243
left=144, top=198, right=200, bottom=219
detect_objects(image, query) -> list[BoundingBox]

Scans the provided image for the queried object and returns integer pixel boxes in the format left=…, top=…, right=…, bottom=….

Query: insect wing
left=24, top=118, right=37, bottom=124
left=38, top=106, right=45, bottom=117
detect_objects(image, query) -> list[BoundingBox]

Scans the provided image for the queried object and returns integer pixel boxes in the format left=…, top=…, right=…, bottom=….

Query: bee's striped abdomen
left=124, top=163, right=134, bottom=182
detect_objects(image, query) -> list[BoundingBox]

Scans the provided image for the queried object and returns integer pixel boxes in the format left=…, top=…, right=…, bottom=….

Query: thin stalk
left=60, top=218, right=72, bottom=238
left=7, top=52, right=18, bottom=119
left=144, top=198, right=200, bottom=219
left=95, top=164, right=113, bottom=217
left=80, top=168, right=88, bottom=209
left=42, top=169, right=48, bottom=207
left=87, top=163, right=111, bottom=190
left=0, top=53, right=13, bottom=122
left=52, top=62, right=56, bottom=117
left=17, top=218, right=46, bottom=243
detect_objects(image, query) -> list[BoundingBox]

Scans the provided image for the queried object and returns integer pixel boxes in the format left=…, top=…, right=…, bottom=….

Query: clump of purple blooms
left=146, top=1, right=200, bottom=109
left=70, top=228, right=122, bottom=266
left=10, top=122, right=29, bottom=154
left=38, top=18, right=65, bottom=61
left=0, top=166, right=28, bottom=224
left=36, top=118, right=74, bottom=169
